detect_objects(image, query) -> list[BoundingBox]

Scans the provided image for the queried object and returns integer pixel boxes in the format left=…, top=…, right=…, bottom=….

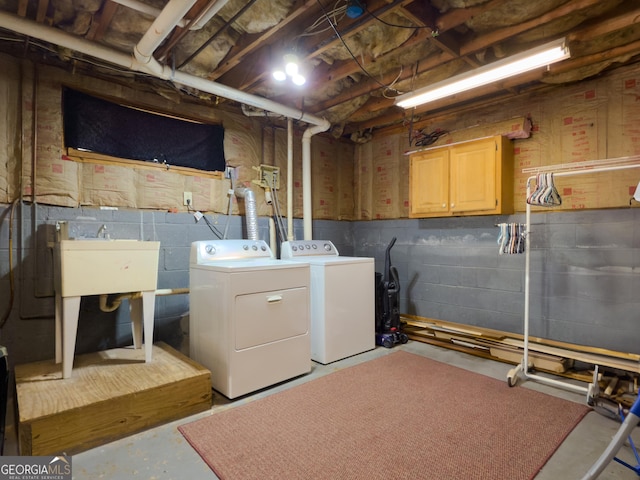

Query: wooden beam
left=207, top=0, right=318, bottom=81
left=86, top=0, right=118, bottom=42
left=460, top=0, right=603, bottom=57
left=17, top=0, right=28, bottom=17
left=568, top=6, right=640, bottom=43
left=36, top=0, right=49, bottom=24
left=434, top=0, right=510, bottom=33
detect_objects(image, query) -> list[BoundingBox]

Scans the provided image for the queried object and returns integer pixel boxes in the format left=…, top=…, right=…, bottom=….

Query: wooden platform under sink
left=14, top=342, right=211, bottom=456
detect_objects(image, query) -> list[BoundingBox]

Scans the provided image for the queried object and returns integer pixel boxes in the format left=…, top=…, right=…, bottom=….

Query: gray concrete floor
left=5, top=341, right=639, bottom=479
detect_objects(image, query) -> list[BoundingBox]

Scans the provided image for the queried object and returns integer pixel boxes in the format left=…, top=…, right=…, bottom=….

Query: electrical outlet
left=183, top=192, right=193, bottom=206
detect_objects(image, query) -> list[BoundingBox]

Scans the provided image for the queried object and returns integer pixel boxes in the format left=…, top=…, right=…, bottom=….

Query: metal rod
left=515, top=162, right=640, bottom=399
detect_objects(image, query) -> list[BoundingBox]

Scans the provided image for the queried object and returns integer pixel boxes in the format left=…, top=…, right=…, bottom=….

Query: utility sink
left=55, top=239, right=160, bottom=297
left=53, top=238, right=161, bottom=378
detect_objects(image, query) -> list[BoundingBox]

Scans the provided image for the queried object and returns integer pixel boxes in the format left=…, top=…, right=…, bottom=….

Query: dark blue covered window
left=63, top=87, right=225, bottom=172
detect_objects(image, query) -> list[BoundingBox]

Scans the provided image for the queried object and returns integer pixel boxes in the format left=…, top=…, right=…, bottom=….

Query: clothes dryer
left=280, top=240, right=375, bottom=364
left=189, top=240, right=310, bottom=399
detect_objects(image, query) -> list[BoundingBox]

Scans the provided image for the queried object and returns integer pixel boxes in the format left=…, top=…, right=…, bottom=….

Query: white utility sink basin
left=56, top=239, right=160, bottom=297
left=54, top=238, right=161, bottom=379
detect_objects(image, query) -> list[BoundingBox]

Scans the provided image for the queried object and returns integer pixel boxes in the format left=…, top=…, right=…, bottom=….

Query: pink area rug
left=179, top=350, right=590, bottom=480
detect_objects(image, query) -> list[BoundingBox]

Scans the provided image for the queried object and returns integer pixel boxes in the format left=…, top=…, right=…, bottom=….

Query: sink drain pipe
left=99, top=288, right=190, bottom=312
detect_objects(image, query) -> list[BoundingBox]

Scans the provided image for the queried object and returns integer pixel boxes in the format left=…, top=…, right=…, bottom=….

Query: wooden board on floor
left=15, top=342, right=212, bottom=456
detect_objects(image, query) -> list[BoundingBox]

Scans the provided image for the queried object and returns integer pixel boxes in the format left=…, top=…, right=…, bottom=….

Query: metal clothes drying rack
left=581, top=393, right=640, bottom=479
left=506, top=156, right=640, bottom=402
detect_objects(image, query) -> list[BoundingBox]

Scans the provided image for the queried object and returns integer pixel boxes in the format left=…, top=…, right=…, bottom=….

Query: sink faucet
left=97, top=224, right=108, bottom=238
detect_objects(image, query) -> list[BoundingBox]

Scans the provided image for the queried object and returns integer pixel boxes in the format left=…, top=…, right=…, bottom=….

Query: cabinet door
left=449, top=138, right=497, bottom=213
left=409, top=148, right=449, bottom=216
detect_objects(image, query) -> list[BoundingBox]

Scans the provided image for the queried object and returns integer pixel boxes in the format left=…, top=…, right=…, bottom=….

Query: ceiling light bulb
left=292, top=74, right=306, bottom=86
left=283, top=53, right=299, bottom=76
left=272, top=69, right=286, bottom=81
left=285, top=60, right=299, bottom=77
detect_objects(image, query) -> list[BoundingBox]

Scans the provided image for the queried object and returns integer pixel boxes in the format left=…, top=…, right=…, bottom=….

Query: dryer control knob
left=324, top=243, right=332, bottom=252
left=205, top=244, right=216, bottom=255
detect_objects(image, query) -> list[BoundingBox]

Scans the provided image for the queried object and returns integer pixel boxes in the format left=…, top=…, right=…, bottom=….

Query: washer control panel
left=281, top=240, right=339, bottom=258
left=190, top=239, right=274, bottom=264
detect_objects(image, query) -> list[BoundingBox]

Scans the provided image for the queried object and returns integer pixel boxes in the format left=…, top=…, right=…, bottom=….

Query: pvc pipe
left=191, top=0, right=231, bottom=30
left=99, top=292, right=141, bottom=312
left=287, top=118, right=294, bottom=241
left=155, top=288, right=189, bottom=296
left=0, top=10, right=331, bottom=235
left=110, top=0, right=173, bottom=24
left=269, top=217, right=277, bottom=253
left=0, top=11, right=328, bottom=128
left=110, top=0, right=229, bottom=30
left=134, top=0, right=199, bottom=63
left=302, top=120, right=331, bottom=240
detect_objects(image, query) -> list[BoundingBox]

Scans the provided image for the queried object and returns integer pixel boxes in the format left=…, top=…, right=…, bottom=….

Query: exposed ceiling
left=0, top=0, right=639, bottom=141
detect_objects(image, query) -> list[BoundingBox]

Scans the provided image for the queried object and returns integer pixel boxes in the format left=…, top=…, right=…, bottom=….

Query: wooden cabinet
left=409, top=135, right=513, bottom=218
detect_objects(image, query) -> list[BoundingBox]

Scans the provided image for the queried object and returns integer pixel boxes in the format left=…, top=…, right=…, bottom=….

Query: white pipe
left=0, top=12, right=329, bottom=128
left=155, top=288, right=189, bottom=296
left=191, top=0, right=230, bottom=30
left=134, top=0, right=198, bottom=64
left=110, top=0, right=229, bottom=31
left=269, top=217, right=277, bottom=253
left=0, top=9, right=331, bottom=237
left=302, top=121, right=331, bottom=240
left=287, top=118, right=294, bottom=241
left=111, top=0, right=175, bottom=24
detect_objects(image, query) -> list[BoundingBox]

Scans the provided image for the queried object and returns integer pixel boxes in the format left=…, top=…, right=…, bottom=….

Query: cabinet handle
left=442, top=203, right=446, bottom=208
left=450, top=203, right=455, bottom=208
left=266, top=295, right=283, bottom=303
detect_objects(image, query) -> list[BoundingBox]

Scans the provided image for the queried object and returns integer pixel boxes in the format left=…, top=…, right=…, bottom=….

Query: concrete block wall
left=352, top=208, right=640, bottom=355
left=1, top=203, right=638, bottom=367
left=0, top=204, right=275, bottom=366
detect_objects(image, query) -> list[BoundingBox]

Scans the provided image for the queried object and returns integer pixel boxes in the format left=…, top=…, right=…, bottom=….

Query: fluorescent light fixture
left=395, top=38, right=570, bottom=109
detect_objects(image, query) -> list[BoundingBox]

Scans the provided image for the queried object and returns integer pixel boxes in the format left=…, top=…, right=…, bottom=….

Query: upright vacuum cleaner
left=375, top=237, right=408, bottom=348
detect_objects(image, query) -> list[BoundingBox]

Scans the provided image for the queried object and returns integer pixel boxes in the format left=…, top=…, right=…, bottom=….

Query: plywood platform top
left=15, top=342, right=210, bottom=421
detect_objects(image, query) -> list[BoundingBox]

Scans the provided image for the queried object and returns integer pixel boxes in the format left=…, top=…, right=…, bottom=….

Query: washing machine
left=189, top=239, right=311, bottom=399
left=280, top=240, right=375, bottom=364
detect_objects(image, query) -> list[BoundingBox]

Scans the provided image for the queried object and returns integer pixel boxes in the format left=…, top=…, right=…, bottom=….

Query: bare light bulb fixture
left=273, top=52, right=306, bottom=86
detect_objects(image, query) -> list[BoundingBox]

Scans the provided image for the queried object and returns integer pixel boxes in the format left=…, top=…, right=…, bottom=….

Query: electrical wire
left=187, top=199, right=224, bottom=239
left=271, top=187, right=288, bottom=243
left=364, top=5, right=438, bottom=33
left=201, top=214, right=223, bottom=239
left=0, top=200, right=18, bottom=330
left=315, top=0, right=402, bottom=94
left=223, top=170, right=236, bottom=239
left=0, top=31, right=155, bottom=79
left=298, top=1, right=347, bottom=38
